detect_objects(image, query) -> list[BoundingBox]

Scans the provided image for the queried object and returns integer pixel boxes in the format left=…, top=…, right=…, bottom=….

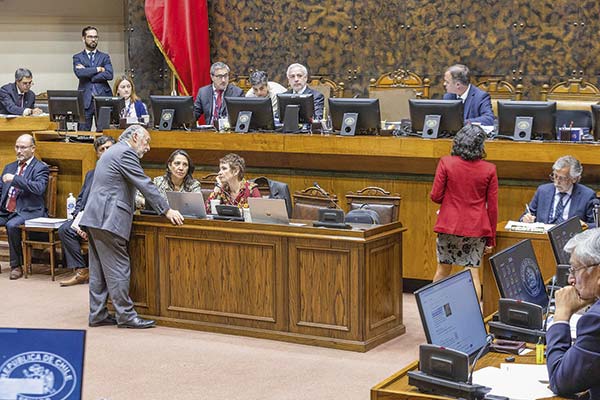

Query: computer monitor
left=225, top=96, right=275, bottom=131
left=150, top=95, right=194, bottom=130
left=547, top=216, right=582, bottom=265
left=93, top=96, right=125, bottom=129
left=409, top=99, right=464, bottom=138
left=277, top=93, right=314, bottom=124
left=47, top=90, right=86, bottom=131
left=497, top=101, right=557, bottom=140
left=489, top=239, right=549, bottom=310
left=415, top=269, right=488, bottom=361
left=328, top=98, right=381, bottom=135
left=592, top=104, right=600, bottom=141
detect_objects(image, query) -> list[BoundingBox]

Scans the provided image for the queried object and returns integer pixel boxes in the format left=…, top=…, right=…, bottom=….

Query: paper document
left=504, top=220, right=554, bottom=234
left=0, top=378, right=44, bottom=400
left=473, top=365, right=555, bottom=399
left=24, top=217, right=68, bottom=228
left=71, top=210, right=84, bottom=231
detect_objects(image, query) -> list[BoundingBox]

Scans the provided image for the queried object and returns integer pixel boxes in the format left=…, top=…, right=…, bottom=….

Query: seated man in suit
left=285, top=63, right=325, bottom=121
left=546, top=228, right=600, bottom=398
left=193, top=61, right=243, bottom=126
left=522, top=155, right=597, bottom=226
left=245, top=70, right=287, bottom=119
left=0, top=134, right=49, bottom=280
left=0, top=68, right=43, bottom=116
left=58, top=135, right=115, bottom=287
left=442, top=64, right=494, bottom=126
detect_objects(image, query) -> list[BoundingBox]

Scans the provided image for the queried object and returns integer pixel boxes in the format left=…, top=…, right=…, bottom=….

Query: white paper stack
left=24, top=217, right=68, bottom=229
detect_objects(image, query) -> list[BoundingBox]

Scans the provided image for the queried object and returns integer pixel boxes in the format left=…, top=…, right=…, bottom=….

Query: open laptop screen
left=547, top=216, right=582, bottom=265
left=415, top=269, right=488, bottom=360
left=0, top=328, right=85, bottom=399
left=489, top=239, right=549, bottom=309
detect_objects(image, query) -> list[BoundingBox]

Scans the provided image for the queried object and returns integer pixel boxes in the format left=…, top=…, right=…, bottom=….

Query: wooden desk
left=0, top=117, right=56, bottom=167
left=371, top=349, right=563, bottom=399
left=128, top=216, right=406, bottom=351
left=482, top=223, right=556, bottom=317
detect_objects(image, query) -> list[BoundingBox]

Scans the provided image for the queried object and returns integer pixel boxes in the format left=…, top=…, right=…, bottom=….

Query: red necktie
left=6, top=162, right=26, bottom=213
left=213, top=90, right=223, bottom=124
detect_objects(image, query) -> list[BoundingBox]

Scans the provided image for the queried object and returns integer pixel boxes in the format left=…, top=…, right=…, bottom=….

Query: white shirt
left=552, top=187, right=574, bottom=221
left=459, top=84, right=471, bottom=103
left=245, top=81, right=287, bottom=114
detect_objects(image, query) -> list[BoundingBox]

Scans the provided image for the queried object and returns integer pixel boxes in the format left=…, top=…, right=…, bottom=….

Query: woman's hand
left=484, top=246, right=494, bottom=254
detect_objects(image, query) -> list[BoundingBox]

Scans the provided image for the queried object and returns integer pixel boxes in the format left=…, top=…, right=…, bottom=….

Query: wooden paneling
left=130, top=217, right=406, bottom=351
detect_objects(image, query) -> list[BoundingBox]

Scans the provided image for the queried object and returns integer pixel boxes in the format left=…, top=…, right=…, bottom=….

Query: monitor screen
left=497, top=101, right=557, bottom=140
left=414, top=269, right=488, bottom=359
left=547, top=216, right=582, bottom=265
left=0, top=328, right=85, bottom=399
left=277, top=93, right=314, bottom=124
left=94, top=96, right=125, bottom=126
left=150, top=95, right=194, bottom=129
left=225, top=96, right=275, bottom=131
left=328, top=98, right=381, bottom=135
left=489, top=239, right=549, bottom=309
left=409, top=99, right=464, bottom=137
left=592, top=104, right=600, bottom=141
left=47, top=90, right=86, bottom=123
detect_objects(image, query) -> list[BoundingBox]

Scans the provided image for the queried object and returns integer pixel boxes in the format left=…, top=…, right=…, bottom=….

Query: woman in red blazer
left=430, top=124, right=498, bottom=300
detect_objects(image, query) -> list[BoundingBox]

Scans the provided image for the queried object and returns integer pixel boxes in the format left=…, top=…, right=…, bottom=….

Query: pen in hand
left=525, top=203, right=532, bottom=215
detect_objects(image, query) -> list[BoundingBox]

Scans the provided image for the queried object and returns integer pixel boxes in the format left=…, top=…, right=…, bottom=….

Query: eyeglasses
left=19, top=81, right=34, bottom=87
left=568, top=263, right=599, bottom=275
left=549, top=173, right=572, bottom=183
left=211, top=73, right=229, bottom=79
left=15, top=145, right=33, bottom=151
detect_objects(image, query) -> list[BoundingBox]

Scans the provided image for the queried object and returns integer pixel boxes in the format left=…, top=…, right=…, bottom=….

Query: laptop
left=414, top=269, right=489, bottom=364
left=166, top=191, right=206, bottom=218
left=248, top=198, right=290, bottom=225
left=489, top=239, right=549, bottom=311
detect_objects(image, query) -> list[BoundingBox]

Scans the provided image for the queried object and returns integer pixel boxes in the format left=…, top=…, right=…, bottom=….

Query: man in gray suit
left=193, top=61, right=243, bottom=126
left=81, top=125, right=184, bottom=329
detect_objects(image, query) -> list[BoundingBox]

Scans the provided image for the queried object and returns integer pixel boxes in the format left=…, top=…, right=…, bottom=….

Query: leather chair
left=475, top=78, right=524, bottom=116
left=309, top=75, right=345, bottom=120
left=368, top=69, right=430, bottom=121
left=345, top=186, right=401, bottom=225
left=199, top=172, right=218, bottom=202
left=292, top=186, right=338, bottom=221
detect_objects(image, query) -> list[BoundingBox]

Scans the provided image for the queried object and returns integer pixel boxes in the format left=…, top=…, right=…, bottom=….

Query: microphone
left=543, top=275, right=558, bottom=333
left=313, top=182, right=341, bottom=210
left=468, top=334, right=494, bottom=385
left=352, top=93, right=360, bottom=98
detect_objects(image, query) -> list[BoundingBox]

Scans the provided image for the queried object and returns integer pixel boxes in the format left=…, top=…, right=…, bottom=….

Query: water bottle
left=66, top=193, right=76, bottom=220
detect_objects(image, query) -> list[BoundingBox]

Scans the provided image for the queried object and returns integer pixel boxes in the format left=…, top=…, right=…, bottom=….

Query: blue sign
left=0, top=328, right=85, bottom=400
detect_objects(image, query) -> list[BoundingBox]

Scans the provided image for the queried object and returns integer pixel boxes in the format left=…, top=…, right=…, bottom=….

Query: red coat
left=430, top=155, right=498, bottom=246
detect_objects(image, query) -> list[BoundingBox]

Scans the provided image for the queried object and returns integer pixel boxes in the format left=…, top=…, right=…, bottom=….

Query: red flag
left=145, top=0, right=211, bottom=97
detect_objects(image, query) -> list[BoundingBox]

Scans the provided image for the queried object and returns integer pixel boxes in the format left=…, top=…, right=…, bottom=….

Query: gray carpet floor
left=0, top=264, right=426, bottom=400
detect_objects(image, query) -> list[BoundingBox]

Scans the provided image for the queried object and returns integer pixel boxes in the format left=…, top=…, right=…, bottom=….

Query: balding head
left=15, top=134, right=35, bottom=162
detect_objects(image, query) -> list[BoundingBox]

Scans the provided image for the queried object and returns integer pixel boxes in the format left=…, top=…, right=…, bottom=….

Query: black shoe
left=89, top=315, right=118, bottom=327
left=118, top=317, right=155, bottom=329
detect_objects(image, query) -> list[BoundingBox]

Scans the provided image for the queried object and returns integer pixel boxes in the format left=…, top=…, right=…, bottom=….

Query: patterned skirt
left=436, top=233, right=486, bottom=267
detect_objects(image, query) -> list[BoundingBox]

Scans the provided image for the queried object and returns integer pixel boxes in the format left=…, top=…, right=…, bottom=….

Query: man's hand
left=31, top=108, right=43, bottom=116
left=165, top=209, right=184, bottom=225
left=2, top=173, right=14, bottom=183
left=522, top=213, right=536, bottom=223
left=75, top=63, right=85, bottom=69
left=75, top=228, right=88, bottom=241
left=484, top=246, right=494, bottom=255
left=553, top=285, right=593, bottom=322
left=96, top=66, right=105, bottom=73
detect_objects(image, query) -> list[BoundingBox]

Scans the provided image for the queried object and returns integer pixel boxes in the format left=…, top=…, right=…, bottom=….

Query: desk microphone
left=468, top=334, right=494, bottom=385
left=313, top=181, right=341, bottom=210
left=542, top=275, right=558, bottom=334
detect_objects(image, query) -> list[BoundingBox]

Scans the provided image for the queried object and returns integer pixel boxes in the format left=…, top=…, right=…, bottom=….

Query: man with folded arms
left=58, top=135, right=115, bottom=287
left=0, top=68, right=43, bottom=116
left=521, top=155, right=596, bottom=227
left=81, top=125, right=184, bottom=329
left=0, top=134, right=49, bottom=280
left=546, top=228, right=600, bottom=398
left=193, top=61, right=243, bottom=126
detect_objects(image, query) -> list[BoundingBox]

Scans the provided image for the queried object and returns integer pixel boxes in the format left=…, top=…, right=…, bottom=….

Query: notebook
left=248, top=198, right=290, bottom=225
left=165, top=191, right=206, bottom=218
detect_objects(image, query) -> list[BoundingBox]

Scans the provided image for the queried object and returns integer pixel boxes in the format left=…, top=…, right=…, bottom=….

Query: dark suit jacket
left=0, top=157, right=49, bottom=220
left=72, top=50, right=114, bottom=109
left=73, top=169, right=95, bottom=217
left=253, top=177, right=293, bottom=218
left=284, top=86, right=325, bottom=121
left=546, top=299, right=600, bottom=398
left=430, top=155, right=498, bottom=246
left=443, top=85, right=494, bottom=126
left=522, top=182, right=597, bottom=226
left=80, top=142, right=169, bottom=240
left=193, top=84, right=243, bottom=124
left=0, top=82, right=36, bottom=115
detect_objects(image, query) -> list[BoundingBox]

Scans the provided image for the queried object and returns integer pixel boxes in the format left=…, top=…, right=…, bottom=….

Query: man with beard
left=193, top=61, right=243, bottom=126
left=72, top=26, right=114, bottom=131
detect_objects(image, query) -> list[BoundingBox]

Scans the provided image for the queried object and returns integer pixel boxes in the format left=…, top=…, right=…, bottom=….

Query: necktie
left=88, top=52, right=95, bottom=65
left=552, top=192, right=568, bottom=224
left=18, top=93, right=24, bottom=108
left=213, top=90, right=223, bottom=124
left=6, top=162, right=26, bottom=213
